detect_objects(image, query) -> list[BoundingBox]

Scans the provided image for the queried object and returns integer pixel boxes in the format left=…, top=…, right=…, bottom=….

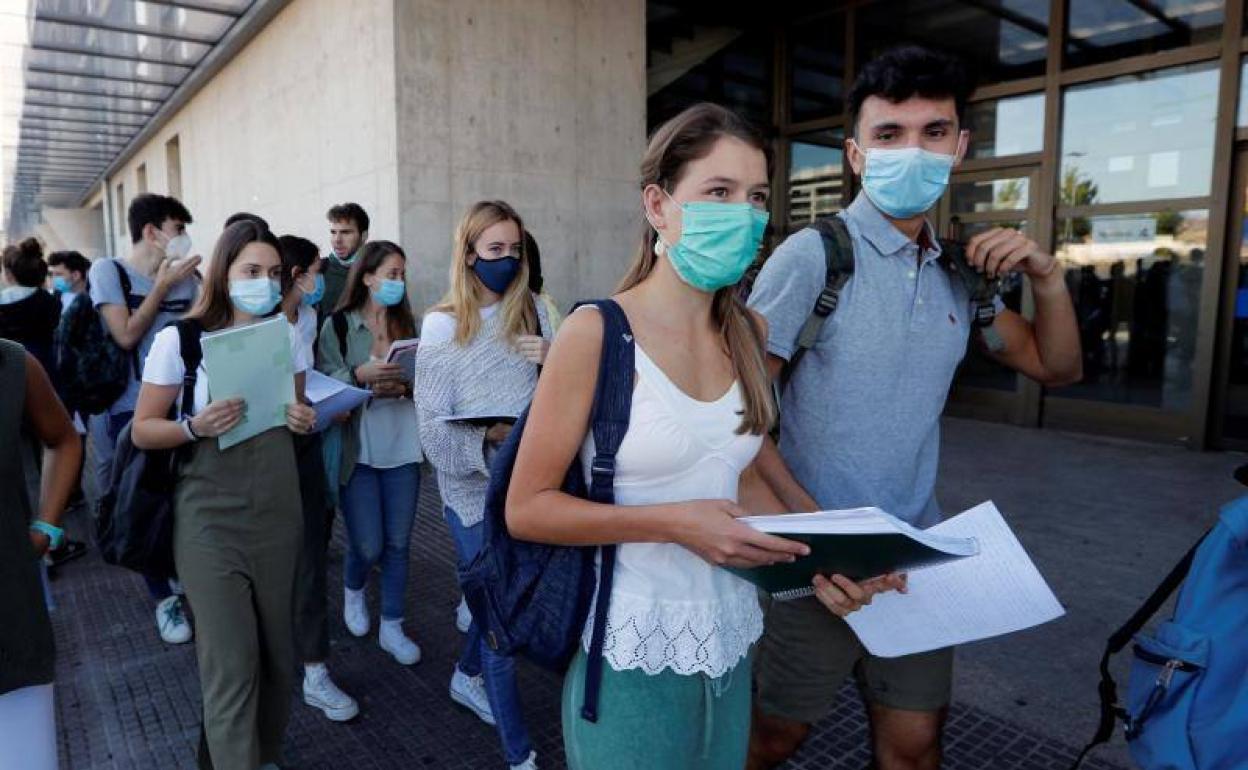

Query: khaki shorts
left=753, top=593, right=953, bottom=723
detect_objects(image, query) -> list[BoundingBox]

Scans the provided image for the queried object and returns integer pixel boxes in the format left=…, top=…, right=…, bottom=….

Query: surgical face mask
left=855, top=143, right=955, bottom=219
left=472, top=256, right=521, bottom=295
left=300, top=273, right=325, bottom=306
left=52, top=276, right=73, bottom=293
left=229, top=277, right=281, bottom=316
left=371, top=277, right=406, bottom=307
left=651, top=192, right=769, bottom=293
left=164, top=233, right=193, bottom=261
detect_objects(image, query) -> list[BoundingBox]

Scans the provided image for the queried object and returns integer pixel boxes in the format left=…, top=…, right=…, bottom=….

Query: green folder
left=727, top=508, right=979, bottom=600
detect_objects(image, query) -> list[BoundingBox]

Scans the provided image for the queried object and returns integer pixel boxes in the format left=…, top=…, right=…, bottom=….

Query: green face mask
left=654, top=195, right=769, bottom=293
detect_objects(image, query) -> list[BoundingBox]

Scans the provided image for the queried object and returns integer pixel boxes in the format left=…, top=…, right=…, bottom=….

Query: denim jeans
left=341, top=463, right=421, bottom=620
left=444, top=506, right=534, bottom=765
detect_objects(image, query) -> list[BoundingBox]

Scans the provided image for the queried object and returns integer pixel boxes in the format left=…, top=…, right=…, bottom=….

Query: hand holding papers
left=386, top=338, right=419, bottom=382
left=200, top=317, right=294, bottom=449
left=305, top=370, right=371, bottom=432
left=841, top=501, right=1064, bottom=657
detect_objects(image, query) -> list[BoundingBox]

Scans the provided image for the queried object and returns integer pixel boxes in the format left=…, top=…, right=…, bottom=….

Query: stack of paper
left=305, top=370, right=371, bottom=432
left=200, top=317, right=293, bottom=449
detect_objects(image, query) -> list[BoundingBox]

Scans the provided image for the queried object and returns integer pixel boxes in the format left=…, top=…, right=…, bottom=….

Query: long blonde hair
left=432, top=200, right=538, bottom=346
left=617, top=103, right=776, bottom=435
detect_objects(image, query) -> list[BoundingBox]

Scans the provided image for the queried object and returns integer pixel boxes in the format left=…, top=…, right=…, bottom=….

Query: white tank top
left=579, top=344, right=764, bottom=678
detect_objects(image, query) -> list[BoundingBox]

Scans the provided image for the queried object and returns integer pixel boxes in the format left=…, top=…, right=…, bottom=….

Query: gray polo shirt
left=749, top=193, right=986, bottom=528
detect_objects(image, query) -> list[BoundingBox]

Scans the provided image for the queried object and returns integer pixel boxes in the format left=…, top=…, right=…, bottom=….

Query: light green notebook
left=200, top=317, right=294, bottom=450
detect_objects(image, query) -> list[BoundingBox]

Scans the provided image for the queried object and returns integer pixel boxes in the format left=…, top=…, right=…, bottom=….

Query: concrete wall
left=392, top=0, right=647, bottom=314
left=102, top=0, right=401, bottom=265
left=37, top=206, right=107, bottom=259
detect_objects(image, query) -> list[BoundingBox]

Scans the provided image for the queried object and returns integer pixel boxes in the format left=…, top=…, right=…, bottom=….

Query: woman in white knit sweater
left=414, top=200, right=549, bottom=770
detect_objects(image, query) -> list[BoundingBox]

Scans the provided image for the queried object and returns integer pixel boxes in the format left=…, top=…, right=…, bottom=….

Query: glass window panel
left=950, top=177, right=1030, bottom=214
left=789, top=12, right=845, bottom=123
left=1238, top=57, right=1248, bottom=127
left=857, top=0, right=1049, bottom=86
left=1061, top=63, right=1218, bottom=206
left=1053, top=209, right=1208, bottom=410
left=24, top=88, right=160, bottom=114
left=24, top=104, right=147, bottom=126
left=965, top=93, right=1044, bottom=159
left=23, top=69, right=174, bottom=101
left=27, top=48, right=189, bottom=85
left=1066, top=0, right=1224, bottom=69
left=648, top=28, right=772, bottom=131
left=788, top=129, right=844, bottom=227
left=1222, top=180, right=1248, bottom=438
left=953, top=219, right=1026, bottom=391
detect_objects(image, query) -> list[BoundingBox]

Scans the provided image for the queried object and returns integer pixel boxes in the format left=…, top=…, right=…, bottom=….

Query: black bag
left=54, top=262, right=138, bottom=416
left=95, top=320, right=202, bottom=578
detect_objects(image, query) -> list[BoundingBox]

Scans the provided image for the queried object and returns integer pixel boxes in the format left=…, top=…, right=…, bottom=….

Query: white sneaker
left=303, top=666, right=359, bottom=722
left=510, top=750, right=538, bottom=770
left=343, top=586, right=369, bottom=637
left=456, top=597, right=472, bottom=633
left=379, top=620, right=421, bottom=665
left=449, top=666, right=495, bottom=725
left=156, top=595, right=192, bottom=645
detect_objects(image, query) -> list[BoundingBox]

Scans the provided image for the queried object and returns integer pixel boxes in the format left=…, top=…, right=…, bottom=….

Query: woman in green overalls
left=132, top=220, right=317, bottom=770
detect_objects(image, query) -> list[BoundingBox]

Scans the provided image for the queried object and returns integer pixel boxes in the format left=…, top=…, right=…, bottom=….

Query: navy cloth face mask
left=473, top=256, right=521, bottom=294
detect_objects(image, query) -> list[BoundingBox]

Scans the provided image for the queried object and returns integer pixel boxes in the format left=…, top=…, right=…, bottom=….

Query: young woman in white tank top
left=506, top=104, right=891, bottom=770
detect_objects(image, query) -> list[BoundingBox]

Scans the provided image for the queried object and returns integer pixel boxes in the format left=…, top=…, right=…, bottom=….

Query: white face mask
left=164, top=233, right=192, bottom=261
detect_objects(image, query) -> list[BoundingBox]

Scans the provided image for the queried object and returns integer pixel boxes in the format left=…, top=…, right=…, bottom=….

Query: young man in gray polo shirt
left=746, top=46, right=1082, bottom=770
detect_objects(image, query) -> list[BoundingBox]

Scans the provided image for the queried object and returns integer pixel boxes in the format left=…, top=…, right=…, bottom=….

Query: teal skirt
left=561, top=646, right=754, bottom=770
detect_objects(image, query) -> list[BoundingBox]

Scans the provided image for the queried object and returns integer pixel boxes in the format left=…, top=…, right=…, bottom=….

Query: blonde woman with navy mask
left=504, top=104, right=895, bottom=770
left=415, top=200, right=550, bottom=770
left=131, top=220, right=316, bottom=770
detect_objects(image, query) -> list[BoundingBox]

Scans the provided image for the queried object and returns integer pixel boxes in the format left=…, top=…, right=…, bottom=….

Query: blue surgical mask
left=372, top=278, right=406, bottom=307
left=472, top=256, right=522, bottom=295
left=52, top=276, right=73, bottom=293
left=653, top=195, right=769, bottom=293
left=229, top=277, right=281, bottom=316
left=857, top=144, right=955, bottom=219
left=300, top=273, right=325, bottom=306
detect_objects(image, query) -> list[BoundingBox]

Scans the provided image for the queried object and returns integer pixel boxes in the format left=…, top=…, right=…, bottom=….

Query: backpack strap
left=112, top=260, right=143, bottom=380
left=1070, top=529, right=1209, bottom=769
left=939, top=240, right=1006, bottom=354
left=780, top=216, right=854, bottom=389
left=174, top=319, right=203, bottom=421
left=571, top=298, right=635, bottom=723
left=331, top=311, right=349, bottom=363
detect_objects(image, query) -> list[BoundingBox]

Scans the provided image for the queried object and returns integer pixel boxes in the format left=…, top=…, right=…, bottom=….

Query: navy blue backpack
left=459, top=299, right=634, bottom=723
left=1073, top=493, right=1248, bottom=769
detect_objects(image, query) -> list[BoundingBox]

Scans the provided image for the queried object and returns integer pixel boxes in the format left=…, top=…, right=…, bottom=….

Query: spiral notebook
left=728, top=507, right=980, bottom=600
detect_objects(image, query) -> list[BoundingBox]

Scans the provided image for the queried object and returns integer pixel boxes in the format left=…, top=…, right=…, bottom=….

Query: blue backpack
left=459, top=299, right=634, bottom=723
left=1074, top=494, right=1248, bottom=769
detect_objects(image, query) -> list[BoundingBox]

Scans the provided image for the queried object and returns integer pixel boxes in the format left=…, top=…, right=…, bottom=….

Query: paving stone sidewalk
left=45, top=417, right=1196, bottom=770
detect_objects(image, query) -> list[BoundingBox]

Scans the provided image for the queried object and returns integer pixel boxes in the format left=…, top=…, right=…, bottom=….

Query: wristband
left=30, top=521, right=65, bottom=550
left=181, top=417, right=199, bottom=442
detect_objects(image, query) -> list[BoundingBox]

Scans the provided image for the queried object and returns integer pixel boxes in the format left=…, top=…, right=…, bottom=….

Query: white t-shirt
left=142, top=320, right=310, bottom=414
left=294, top=304, right=318, bottom=365
left=420, top=302, right=500, bottom=346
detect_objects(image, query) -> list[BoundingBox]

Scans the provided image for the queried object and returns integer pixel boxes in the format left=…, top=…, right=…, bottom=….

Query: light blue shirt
left=749, top=193, right=981, bottom=527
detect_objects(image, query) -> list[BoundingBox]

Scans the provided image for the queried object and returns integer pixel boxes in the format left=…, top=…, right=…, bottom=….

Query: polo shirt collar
left=844, top=192, right=943, bottom=263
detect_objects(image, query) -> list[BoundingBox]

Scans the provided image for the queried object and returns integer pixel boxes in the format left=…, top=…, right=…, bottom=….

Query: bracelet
left=181, top=417, right=199, bottom=442
left=30, top=520, right=64, bottom=550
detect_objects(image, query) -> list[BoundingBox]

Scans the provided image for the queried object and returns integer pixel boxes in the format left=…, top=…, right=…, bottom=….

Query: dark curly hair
left=848, top=45, right=974, bottom=137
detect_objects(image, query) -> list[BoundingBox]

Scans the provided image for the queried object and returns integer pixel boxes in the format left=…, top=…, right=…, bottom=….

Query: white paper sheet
left=304, top=370, right=371, bottom=433
left=844, top=501, right=1064, bottom=658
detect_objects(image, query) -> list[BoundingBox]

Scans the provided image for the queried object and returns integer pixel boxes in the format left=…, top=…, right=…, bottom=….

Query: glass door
left=937, top=165, right=1040, bottom=424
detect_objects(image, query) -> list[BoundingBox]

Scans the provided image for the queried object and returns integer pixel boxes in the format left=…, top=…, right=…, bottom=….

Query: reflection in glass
left=1221, top=188, right=1248, bottom=439
left=790, top=13, right=845, bottom=123
left=1061, top=63, right=1219, bottom=206
left=857, top=0, right=1048, bottom=85
left=1053, top=210, right=1208, bottom=410
left=788, top=131, right=844, bottom=227
left=951, top=177, right=1029, bottom=213
left=1238, top=57, right=1248, bottom=128
left=648, top=27, right=771, bottom=131
left=1066, top=0, right=1223, bottom=69
left=965, top=93, right=1044, bottom=159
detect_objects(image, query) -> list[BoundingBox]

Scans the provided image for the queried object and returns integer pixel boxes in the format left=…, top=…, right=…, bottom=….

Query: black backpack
left=55, top=261, right=138, bottom=416
left=769, top=216, right=1005, bottom=388
left=459, top=299, right=634, bottom=723
left=95, top=320, right=202, bottom=579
